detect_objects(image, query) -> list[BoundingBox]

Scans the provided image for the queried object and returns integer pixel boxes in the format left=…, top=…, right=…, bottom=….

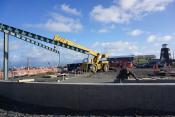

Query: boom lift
left=54, top=35, right=109, bottom=73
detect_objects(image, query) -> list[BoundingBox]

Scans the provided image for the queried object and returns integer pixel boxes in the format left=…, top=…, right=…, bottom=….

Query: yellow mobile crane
left=54, top=35, right=109, bottom=73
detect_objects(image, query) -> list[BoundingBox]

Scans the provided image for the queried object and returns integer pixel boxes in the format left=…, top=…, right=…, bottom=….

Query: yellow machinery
left=54, top=35, right=109, bottom=73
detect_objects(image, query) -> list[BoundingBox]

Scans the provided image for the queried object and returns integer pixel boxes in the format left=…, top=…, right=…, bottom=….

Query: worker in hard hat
left=115, top=63, right=139, bottom=83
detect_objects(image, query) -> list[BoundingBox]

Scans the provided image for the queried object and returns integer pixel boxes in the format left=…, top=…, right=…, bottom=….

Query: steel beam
left=3, top=33, right=9, bottom=80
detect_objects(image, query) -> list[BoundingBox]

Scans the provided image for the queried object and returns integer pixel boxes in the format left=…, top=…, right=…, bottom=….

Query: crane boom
left=53, top=35, right=109, bottom=73
left=54, top=35, right=99, bottom=56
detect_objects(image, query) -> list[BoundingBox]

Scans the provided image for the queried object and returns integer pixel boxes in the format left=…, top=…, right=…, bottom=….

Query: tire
left=90, top=64, right=98, bottom=73
left=103, top=64, right=109, bottom=72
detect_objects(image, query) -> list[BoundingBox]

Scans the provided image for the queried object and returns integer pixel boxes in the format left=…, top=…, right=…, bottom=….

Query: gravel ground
left=11, top=68, right=175, bottom=83
left=62, top=68, right=154, bottom=83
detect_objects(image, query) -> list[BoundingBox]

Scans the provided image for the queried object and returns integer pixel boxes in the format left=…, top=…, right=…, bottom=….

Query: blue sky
left=0, top=0, right=175, bottom=67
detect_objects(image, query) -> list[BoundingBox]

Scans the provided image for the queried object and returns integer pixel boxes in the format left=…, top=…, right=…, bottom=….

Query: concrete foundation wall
left=0, top=81, right=175, bottom=112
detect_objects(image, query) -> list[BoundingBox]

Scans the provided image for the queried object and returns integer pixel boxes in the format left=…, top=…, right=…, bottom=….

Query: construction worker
left=115, top=64, right=139, bottom=83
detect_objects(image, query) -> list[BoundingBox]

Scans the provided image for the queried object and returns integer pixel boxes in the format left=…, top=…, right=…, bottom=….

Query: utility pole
left=27, top=57, right=30, bottom=69
left=3, top=33, right=9, bottom=80
left=173, top=50, right=174, bottom=60
left=27, top=57, right=30, bottom=75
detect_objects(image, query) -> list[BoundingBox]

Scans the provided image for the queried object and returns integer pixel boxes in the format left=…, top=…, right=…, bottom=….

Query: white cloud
left=10, top=41, right=21, bottom=51
left=97, top=24, right=115, bottom=33
left=98, top=28, right=109, bottom=33
left=7, top=39, right=87, bottom=67
left=0, top=40, right=3, bottom=51
left=118, top=0, right=138, bottom=10
left=91, top=5, right=128, bottom=24
left=58, top=48, right=86, bottom=63
left=162, top=35, right=173, bottom=41
left=147, top=35, right=157, bottom=43
left=0, top=38, right=59, bottom=66
left=147, top=34, right=174, bottom=43
left=61, top=4, right=81, bottom=16
left=26, top=13, right=82, bottom=33
left=91, top=40, right=173, bottom=58
left=92, top=41, right=138, bottom=56
left=129, top=29, right=143, bottom=36
left=0, top=40, right=21, bottom=52
left=90, top=0, right=173, bottom=24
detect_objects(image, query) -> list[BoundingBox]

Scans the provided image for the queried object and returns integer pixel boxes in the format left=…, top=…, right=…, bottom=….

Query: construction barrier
left=0, top=68, right=58, bottom=80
